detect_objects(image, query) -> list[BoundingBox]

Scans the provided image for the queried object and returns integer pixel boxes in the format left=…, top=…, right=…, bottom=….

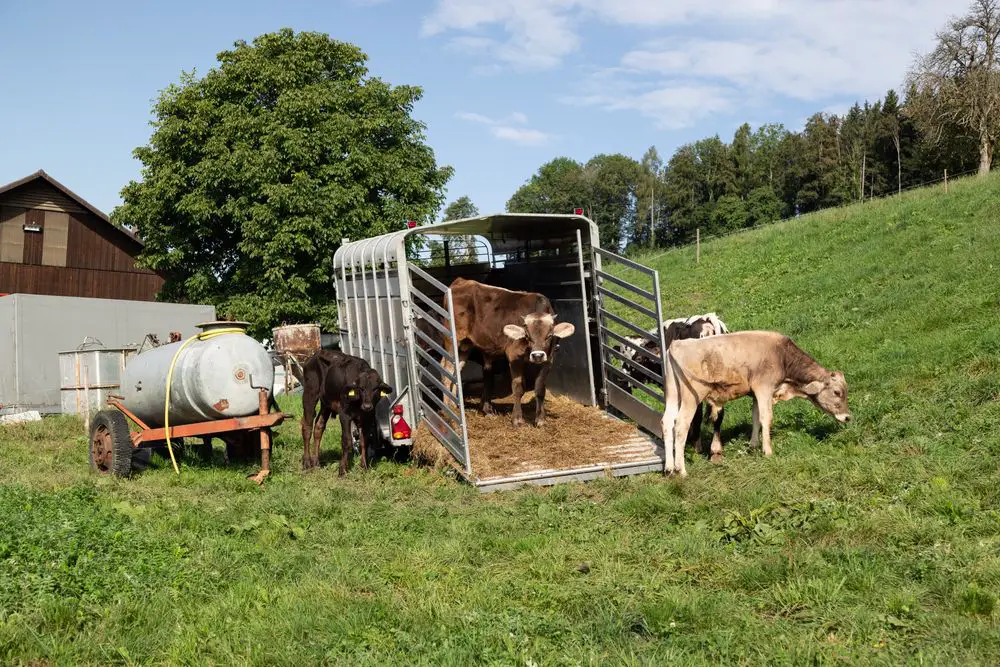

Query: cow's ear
left=377, top=383, right=393, bottom=399
left=552, top=322, right=576, bottom=338
left=504, top=324, right=527, bottom=341
left=802, top=380, right=825, bottom=396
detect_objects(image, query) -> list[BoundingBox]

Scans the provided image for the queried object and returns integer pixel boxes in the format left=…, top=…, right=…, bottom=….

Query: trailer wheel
left=89, top=410, right=133, bottom=478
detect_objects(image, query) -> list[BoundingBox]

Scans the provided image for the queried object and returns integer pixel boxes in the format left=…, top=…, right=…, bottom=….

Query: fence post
left=944, top=169, right=948, bottom=193
left=696, top=228, right=701, bottom=264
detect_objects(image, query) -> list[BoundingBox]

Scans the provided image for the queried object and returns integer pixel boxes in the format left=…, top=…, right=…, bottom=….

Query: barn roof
left=0, top=169, right=144, bottom=247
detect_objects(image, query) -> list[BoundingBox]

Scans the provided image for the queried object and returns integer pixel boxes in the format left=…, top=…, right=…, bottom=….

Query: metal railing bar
left=597, top=286, right=659, bottom=320
left=600, top=343, right=665, bottom=385
left=594, top=270, right=656, bottom=302
left=410, top=287, right=450, bottom=320
left=600, top=328, right=662, bottom=364
left=604, top=365, right=665, bottom=403
left=600, top=311, right=661, bottom=342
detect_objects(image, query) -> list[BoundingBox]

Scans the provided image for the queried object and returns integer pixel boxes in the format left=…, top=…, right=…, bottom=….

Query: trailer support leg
left=248, top=389, right=272, bottom=485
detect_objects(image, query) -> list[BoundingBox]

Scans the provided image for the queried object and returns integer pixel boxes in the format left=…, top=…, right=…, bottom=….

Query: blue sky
left=0, top=0, right=968, bottom=219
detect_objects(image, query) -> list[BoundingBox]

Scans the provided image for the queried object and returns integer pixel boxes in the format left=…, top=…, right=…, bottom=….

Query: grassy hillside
left=2, top=175, right=1000, bottom=665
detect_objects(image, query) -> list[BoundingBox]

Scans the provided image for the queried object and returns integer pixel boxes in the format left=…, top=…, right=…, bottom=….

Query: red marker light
left=573, top=208, right=584, bottom=215
left=405, top=220, right=418, bottom=229
left=390, top=404, right=411, bottom=439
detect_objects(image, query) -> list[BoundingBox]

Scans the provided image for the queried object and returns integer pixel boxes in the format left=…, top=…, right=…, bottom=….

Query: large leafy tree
left=113, top=29, right=452, bottom=337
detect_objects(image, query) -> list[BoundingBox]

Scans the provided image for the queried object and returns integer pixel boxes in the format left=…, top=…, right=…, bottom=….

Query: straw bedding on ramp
left=412, top=392, right=648, bottom=480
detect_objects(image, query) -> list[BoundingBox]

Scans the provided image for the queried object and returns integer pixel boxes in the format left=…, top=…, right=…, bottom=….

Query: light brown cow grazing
left=661, top=331, right=851, bottom=477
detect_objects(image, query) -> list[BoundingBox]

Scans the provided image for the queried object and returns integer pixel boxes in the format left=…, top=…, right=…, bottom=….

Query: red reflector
left=391, top=414, right=411, bottom=439
left=573, top=207, right=584, bottom=215
left=406, top=220, right=417, bottom=229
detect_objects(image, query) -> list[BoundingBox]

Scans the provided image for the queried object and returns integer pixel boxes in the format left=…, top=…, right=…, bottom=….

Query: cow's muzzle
left=836, top=413, right=852, bottom=424
left=529, top=351, right=548, bottom=364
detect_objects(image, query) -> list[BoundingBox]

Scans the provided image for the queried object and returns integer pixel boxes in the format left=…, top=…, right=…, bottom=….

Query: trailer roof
left=332, top=213, right=598, bottom=270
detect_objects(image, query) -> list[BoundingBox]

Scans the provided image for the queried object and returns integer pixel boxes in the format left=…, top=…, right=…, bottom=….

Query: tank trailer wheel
left=89, top=410, right=134, bottom=478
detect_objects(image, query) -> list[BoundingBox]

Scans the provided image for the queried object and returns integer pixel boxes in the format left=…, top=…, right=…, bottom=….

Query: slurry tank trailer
left=88, top=321, right=282, bottom=484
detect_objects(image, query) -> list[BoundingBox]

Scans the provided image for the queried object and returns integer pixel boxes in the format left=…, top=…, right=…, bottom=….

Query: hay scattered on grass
left=412, top=392, right=649, bottom=480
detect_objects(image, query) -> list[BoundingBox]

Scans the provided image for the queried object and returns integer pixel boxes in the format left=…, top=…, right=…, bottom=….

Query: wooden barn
left=0, top=170, right=163, bottom=301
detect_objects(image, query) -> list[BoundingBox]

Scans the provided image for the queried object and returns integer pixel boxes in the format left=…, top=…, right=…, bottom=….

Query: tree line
left=504, top=0, right=1000, bottom=252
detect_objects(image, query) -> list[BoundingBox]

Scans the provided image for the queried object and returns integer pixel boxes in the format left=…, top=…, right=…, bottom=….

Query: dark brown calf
left=442, top=277, right=575, bottom=427
left=300, top=350, right=393, bottom=476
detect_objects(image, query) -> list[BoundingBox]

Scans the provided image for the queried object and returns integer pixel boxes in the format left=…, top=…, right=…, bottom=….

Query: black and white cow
left=610, top=312, right=730, bottom=450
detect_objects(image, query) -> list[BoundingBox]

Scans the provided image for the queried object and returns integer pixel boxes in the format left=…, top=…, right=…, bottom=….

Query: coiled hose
left=163, top=327, right=247, bottom=474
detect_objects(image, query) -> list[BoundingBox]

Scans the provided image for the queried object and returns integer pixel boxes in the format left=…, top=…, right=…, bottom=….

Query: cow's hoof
left=512, top=418, right=525, bottom=428
left=248, top=470, right=270, bottom=486
left=311, top=456, right=320, bottom=468
left=481, top=404, right=495, bottom=416
left=535, top=418, right=546, bottom=428
left=302, top=458, right=314, bottom=471
left=710, top=453, right=724, bottom=463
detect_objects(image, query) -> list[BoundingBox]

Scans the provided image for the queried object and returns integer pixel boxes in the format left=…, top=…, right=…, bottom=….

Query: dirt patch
left=412, top=392, right=649, bottom=480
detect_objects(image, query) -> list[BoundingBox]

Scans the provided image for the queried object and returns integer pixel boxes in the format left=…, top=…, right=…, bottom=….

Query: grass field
left=3, top=174, right=1000, bottom=664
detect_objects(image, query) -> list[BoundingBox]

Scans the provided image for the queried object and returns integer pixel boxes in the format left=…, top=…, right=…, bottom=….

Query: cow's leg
left=481, top=356, right=495, bottom=415
left=510, top=359, right=526, bottom=427
left=338, top=413, right=353, bottom=477
left=750, top=395, right=762, bottom=451
left=670, top=397, right=698, bottom=478
left=311, top=405, right=331, bottom=469
left=660, top=355, right=682, bottom=475
left=533, top=363, right=552, bottom=426
left=709, top=403, right=725, bottom=462
left=757, top=393, right=775, bottom=456
left=687, top=402, right=704, bottom=453
left=301, top=392, right=316, bottom=470
left=359, top=419, right=370, bottom=471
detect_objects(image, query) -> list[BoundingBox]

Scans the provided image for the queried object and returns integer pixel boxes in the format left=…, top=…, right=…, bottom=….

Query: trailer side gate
left=592, top=247, right=669, bottom=438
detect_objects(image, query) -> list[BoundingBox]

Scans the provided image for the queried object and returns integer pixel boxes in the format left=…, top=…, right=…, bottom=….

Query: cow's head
left=799, top=370, right=851, bottom=424
left=343, top=369, right=393, bottom=413
left=503, top=313, right=575, bottom=364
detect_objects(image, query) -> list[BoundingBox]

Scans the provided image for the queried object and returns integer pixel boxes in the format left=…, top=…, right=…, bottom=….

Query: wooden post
left=944, top=169, right=948, bottom=193
left=696, top=228, right=701, bottom=264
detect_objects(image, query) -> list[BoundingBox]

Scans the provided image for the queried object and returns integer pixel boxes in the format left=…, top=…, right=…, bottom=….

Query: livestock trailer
left=332, top=213, right=671, bottom=491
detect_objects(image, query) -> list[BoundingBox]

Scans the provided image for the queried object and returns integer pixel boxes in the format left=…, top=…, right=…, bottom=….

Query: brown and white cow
left=442, top=277, right=575, bottom=427
left=661, top=330, right=851, bottom=477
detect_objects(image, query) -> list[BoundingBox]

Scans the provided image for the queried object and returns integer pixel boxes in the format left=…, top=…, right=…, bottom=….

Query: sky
left=0, top=0, right=971, bottom=219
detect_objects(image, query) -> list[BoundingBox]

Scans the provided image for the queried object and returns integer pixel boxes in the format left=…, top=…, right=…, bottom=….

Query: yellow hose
left=164, top=327, right=247, bottom=475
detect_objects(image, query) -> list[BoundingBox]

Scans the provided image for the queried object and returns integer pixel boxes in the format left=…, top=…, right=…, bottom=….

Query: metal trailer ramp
left=332, top=213, right=670, bottom=492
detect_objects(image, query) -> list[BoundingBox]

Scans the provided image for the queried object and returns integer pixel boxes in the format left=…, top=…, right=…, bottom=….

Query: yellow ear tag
left=380, top=390, right=389, bottom=397
left=347, top=389, right=356, bottom=397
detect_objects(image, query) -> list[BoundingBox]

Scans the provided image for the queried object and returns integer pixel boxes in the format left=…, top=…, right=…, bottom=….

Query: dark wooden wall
left=0, top=179, right=164, bottom=300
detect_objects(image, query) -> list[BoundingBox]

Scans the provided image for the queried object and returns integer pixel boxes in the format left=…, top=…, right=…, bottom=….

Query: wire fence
left=633, top=166, right=984, bottom=264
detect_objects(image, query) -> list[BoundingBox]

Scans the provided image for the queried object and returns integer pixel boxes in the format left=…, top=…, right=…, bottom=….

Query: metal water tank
left=120, top=321, right=274, bottom=427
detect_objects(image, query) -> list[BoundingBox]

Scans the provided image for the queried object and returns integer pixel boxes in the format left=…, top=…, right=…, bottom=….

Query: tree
left=584, top=154, right=642, bottom=251
left=440, top=196, right=480, bottom=264
left=112, top=29, right=452, bottom=337
left=442, top=196, right=479, bottom=221
left=637, top=146, right=664, bottom=248
left=746, top=186, right=784, bottom=226
left=906, top=0, right=1000, bottom=174
left=506, top=157, right=589, bottom=215
left=711, top=195, right=748, bottom=233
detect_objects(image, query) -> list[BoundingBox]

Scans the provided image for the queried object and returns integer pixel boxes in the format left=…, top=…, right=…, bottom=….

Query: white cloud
left=424, top=0, right=969, bottom=126
left=491, top=126, right=550, bottom=146
left=455, top=110, right=551, bottom=145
